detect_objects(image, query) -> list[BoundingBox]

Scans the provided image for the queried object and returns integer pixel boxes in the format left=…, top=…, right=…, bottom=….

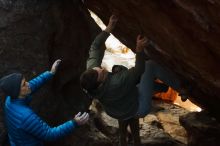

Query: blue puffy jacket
left=4, top=71, right=78, bottom=146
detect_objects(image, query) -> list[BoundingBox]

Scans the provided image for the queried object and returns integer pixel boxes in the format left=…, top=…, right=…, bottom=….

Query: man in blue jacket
left=0, top=59, right=89, bottom=146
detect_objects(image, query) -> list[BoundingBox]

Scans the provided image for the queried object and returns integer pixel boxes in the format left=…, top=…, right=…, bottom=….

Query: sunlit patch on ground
left=174, top=95, right=202, bottom=112
left=154, top=85, right=202, bottom=112
left=156, top=91, right=202, bottom=112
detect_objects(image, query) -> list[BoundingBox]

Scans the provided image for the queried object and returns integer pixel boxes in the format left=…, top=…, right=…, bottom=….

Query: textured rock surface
left=180, top=111, right=220, bottom=146
left=1, top=0, right=220, bottom=145
left=91, top=99, right=188, bottom=146
left=0, top=0, right=107, bottom=146
left=85, top=0, right=220, bottom=120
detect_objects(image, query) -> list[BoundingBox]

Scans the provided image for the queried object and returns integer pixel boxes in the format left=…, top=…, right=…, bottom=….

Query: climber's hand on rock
left=105, top=15, right=118, bottom=33
left=136, top=35, right=149, bottom=52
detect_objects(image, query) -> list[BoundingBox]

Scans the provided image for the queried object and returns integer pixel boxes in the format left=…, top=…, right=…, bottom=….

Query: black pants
left=118, top=118, right=140, bottom=146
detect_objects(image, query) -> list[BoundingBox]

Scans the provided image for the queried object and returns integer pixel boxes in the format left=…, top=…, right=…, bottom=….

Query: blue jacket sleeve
left=21, top=112, right=78, bottom=141
left=28, top=71, right=53, bottom=94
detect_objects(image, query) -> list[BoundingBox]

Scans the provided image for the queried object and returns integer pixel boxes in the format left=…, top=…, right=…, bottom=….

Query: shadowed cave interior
left=0, top=0, right=220, bottom=146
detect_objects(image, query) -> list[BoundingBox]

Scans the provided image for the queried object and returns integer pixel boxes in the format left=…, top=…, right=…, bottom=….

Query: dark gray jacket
left=87, top=31, right=145, bottom=120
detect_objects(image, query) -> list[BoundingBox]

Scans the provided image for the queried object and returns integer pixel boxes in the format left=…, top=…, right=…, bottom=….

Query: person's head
left=0, top=73, right=31, bottom=99
left=80, top=67, right=108, bottom=92
left=112, top=65, right=128, bottom=74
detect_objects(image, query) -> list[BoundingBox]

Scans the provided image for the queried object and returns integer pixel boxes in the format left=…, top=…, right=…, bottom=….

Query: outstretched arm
left=127, top=35, right=149, bottom=83
left=21, top=111, right=89, bottom=141
left=87, top=15, right=118, bottom=69
left=28, top=59, right=61, bottom=94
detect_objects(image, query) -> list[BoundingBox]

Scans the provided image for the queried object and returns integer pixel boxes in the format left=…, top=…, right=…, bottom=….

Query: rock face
left=85, top=0, right=220, bottom=120
left=180, top=111, right=220, bottom=146
left=0, top=0, right=104, bottom=145
left=1, top=0, right=220, bottom=146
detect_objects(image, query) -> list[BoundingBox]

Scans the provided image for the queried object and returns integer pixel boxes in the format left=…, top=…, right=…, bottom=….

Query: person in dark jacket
left=0, top=59, right=89, bottom=146
left=80, top=15, right=185, bottom=119
left=80, top=15, right=188, bottom=145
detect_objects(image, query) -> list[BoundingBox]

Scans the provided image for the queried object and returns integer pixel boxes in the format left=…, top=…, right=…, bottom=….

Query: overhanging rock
left=85, top=0, right=220, bottom=120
